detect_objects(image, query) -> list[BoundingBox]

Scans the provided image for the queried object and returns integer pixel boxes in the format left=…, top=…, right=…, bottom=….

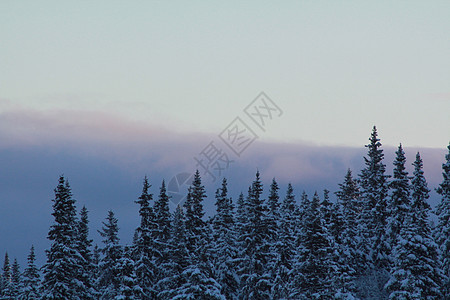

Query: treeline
left=1, top=126, right=449, bottom=299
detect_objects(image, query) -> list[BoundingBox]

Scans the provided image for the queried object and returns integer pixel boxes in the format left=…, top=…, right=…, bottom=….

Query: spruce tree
left=116, top=246, right=137, bottom=300
left=435, top=143, right=450, bottom=294
left=359, top=126, right=390, bottom=270
left=19, top=246, right=40, bottom=300
left=97, top=210, right=122, bottom=299
left=134, top=176, right=157, bottom=299
left=357, top=127, right=390, bottom=298
left=11, top=258, right=20, bottom=299
left=157, top=205, right=189, bottom=299
left=387, top=144, right=411, bottom=256
left=41, top=176, right=82, bottom=299
left=291, top=191, right=335, bottom=298
left=211, top=178, right=239, bottom=299
left=335, top=169, right=360, bottom=296
left=1, top=253, right=12, bottom=299
left=77, top=206, right=96, bottom=299
left=386, top=152, right=443, bottom=298
left=238, top=171, right=273, bottom=299
left=180, top=170, right=222, bottom=299
left=154, top=180, right=172, bottom=258
left=274, top=183, right=297, bottom=299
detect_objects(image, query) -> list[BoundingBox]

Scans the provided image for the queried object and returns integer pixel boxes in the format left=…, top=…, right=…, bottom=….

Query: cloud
left=0, top=105, right=448, bottom=267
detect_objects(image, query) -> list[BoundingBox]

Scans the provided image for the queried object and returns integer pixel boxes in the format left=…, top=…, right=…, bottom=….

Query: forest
left=1, top=126, right=449, bottom=299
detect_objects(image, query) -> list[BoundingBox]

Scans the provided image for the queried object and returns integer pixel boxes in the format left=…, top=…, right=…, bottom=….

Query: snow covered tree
left=10, top=258, right=20, bottom=298
left=386, top=144, right=411, bottom=256
left=273, top=183, right=297, bottom=299
left=359, top=126, right=390, bottom=270
left=76, top=206, right=96, bottom=299
left=237, top=171, right=273, bottom=299
left=180, top=170, right=222, bottom=299
left=435, top=143, right=450, bottom=295
left=298, top=191, right=311, bottom=229
left=157, top=205, right=190, bottom=299
left=357, top=127, right=390, bottom=298
left=335, top=169, right=361, bottom=296
left=153, top=180, right=172, bottom=264
left=1, top=252, right=12, bottom=299
left=211, top=178, right=239, bottom=299
left=267, top=178, right=280, bottom=239
left=116, top=246, right=137, bottom=300
left=386, top=152, right=443, bottom=298
left=291, top=191, right=336, bottom=298
left=183, top=170, right=210, bottom=259
left=97, top=210, right=122, bottom=299
left=41, top=176, right=83, bottom=300
left=19, top=246, right=40, bottom=300
left=133, top=176, right=157, bottom=299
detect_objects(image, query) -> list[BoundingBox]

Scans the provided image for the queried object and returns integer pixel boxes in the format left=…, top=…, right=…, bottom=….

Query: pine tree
left=357, top=126, right=390, bottom=298
left=19, top=246, right=40, bottom=299
left=386, top=152, right=443, bottom=298
left=211, top=178, right=239, bottom=300
left=238, top=171, right=273, bottom=299
left=298, top=191, right=311, bottom=229
left=97, top=210, right=122, bottom=299
left=335, top=169, right=360, bottom=296
left=435, top=143, right=450, bottom=294
left=181, top=170, right=223, bottom=299
left=116, top=246, right=137, bottom=300
left=157, top=205, right=189, bottom=299
left=235, top=192, right=247, bottom=237
left=387, top=144, right=411, bottom=256
left=274, top=183, right=297, bottom=299
left=183, top=170, right=209, bottom=258
left=1, top=253, right=12, bottom=299
left=134, top=176, right=157, bottom=299
left=76, top=206, right=96, bottom=299
left=359, top=126, right=390, bottom=269
left=92, top=245, right=101, bottom=283
left=41, top=176, right=82, bottom=299
left=154, top=180, right=172, bottom=258
left=291, top=191, right=336, bottom=298
left=11, top=258, right=20, bottom=298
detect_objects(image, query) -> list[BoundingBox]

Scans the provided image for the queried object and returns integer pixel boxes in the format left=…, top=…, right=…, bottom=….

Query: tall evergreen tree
left=291, top=191, right=336, bottom=298
left=19, top=246, right=40, bottom=300
left=387, top=144, right=411, bottom=255
left=211, top=178, right=239, bottom=300
left=435, top=143, right=450, bottom=294
left=386, top=152, right=443, bottom=298
left=181, top=170, right=223, bottom=299
left=183, top=170, right=209, bottom=258
left=41, top=176, right=83, bottom=299
left=274, top=183, right=297, bottom=299
left=116, top=246, right=137, bottom=300
left=238, top=171, right=275, bottom=299
left=76, top=206, right=96, bottom=299
left=11, top=258, right=20, bottom=298
left=335, top=169, right=360, bottom=296
left=298, top=191, right=310, bottom=229
left=134, top=176, right=157, bottom=299
left=154, top=180, right=172, bottom=258
left=153, top=180, right=173, bottom=290
left=157, top=205, right=189, bottom=299
left=1, top=253, right=12, bottom=299
left=359, top=126, right=390, bottom=270
left=97, top=210, right=122, bottom=299
left=357, top=127, right=390, bottom=298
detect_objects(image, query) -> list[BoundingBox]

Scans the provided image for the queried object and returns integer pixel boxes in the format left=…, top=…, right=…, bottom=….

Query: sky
left=0, top=1, right=449, bottom=265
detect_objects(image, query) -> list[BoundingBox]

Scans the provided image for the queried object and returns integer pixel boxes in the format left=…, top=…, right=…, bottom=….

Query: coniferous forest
left=1, top=126, right=450, bottom=300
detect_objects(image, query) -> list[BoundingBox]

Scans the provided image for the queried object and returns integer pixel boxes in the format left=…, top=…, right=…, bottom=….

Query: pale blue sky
left=1, top=1, right=449, bottom=147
